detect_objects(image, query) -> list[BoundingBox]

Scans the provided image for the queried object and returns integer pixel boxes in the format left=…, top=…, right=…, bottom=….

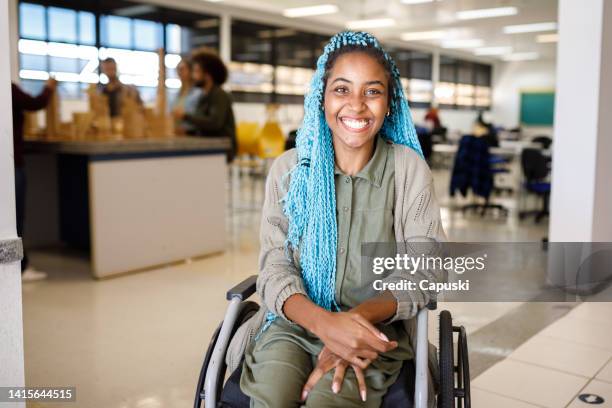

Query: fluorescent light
left=457, top=7, right=518, bottom=20
left=401, top=30, right=445, bottom=41
left=52, top=72, right=81, bottom=82
left=537, top=33, right=558, bottom=43
left=165, top=54, right=181, bottom=69
left=283, top=4, right=339, bottom=18
left=502, top=52, right=539, bottom=61
left=400, top=0, right=434, bottom=4
left=346, top=18, right=395, bottom=30
left=474, top=46, right=512, bottom=56
left=503, top=22, right=557, bottom=34
left=442, top=39, right=484, bottom=49
left=18, top=39, right=47, bottom=55
left=165, top=78, right=181, bottom=89
left=19, top=69, right=49, bottom=81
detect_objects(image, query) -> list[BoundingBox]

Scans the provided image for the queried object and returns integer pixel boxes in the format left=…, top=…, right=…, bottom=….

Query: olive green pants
left=240, top=318, right=412, bottom=408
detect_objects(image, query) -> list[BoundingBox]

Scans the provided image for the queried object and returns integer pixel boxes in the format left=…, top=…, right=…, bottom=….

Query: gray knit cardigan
left=226, top=143, right=447, bottom=407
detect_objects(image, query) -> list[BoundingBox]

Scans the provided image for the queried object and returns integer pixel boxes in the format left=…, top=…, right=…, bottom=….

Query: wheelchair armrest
left=226, top=275, right=257, bottom=301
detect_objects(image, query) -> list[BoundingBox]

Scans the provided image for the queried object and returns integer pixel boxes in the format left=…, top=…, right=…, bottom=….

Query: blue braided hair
left=260, top=31, right=423, bottom=334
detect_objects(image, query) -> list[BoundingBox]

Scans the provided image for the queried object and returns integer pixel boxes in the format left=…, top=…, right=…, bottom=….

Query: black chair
left=531, top=136, right=552, bottom=149
left=519, top=148, right=551, bottom=223
left=450, top=135, right=509, bottom=217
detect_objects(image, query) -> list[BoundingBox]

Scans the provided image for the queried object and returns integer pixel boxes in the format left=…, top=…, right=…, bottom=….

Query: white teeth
left=341, top=118, right=369, bottom=129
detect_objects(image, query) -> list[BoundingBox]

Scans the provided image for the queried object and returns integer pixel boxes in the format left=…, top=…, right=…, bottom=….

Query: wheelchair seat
left=195, top=276, right=470, bottom=408
left=219, top=359, right=416, bottom=408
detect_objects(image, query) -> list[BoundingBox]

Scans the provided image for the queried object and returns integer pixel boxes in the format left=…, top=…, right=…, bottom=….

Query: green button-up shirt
left=334, top=135, right=396, bottom=308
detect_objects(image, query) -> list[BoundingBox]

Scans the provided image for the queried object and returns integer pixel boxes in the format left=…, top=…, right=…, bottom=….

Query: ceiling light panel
left=474, top=46, right=512, bottom=56
left=400, top=0, right=435, bottom=4
left=346, top=18, right=396, bottom=30
left=442, top=39, right=484, bottom=49
left=457, top=7, right=518, bottom=20
left=283, top=4, right=339, bottom=18
left=502, top=52, right=539, bottom=61
left=503, top=22, right=557, bottom=34
left=400, top=31, right=445, bottom=41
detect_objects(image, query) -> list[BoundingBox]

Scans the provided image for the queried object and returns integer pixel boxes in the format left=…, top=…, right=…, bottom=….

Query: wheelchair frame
left=195, top=275, right=470, bottom=408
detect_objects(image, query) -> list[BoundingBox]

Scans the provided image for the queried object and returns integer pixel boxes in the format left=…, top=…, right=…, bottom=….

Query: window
left=101, top=15, right=132, bottom=49
left=17, top=1, right=219, bottom=103
left=49, top=7, right=77, bottom=43
left=386, top=47, right=434, bottom=107
left=435, top=56, right=492, bottom=109
left=19, top=3, right=46, bottom=40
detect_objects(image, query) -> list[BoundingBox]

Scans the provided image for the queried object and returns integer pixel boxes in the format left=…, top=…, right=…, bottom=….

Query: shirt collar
left=334, top=136, right=390, bottom=188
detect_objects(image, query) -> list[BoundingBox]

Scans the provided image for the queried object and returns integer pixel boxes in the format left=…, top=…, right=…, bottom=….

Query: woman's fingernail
left=361, top=390, right=367, bottom=401
left=379, top=332, right=389, bottom=342
left=333, top=383, right=340, bottom=394
left=301, top=390, right=308, bottom=400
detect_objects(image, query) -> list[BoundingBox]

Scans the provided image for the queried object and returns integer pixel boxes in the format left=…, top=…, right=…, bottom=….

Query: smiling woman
left=237, top=31, right=445, bottom=408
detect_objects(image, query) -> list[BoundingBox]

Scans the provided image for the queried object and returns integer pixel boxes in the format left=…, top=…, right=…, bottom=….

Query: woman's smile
left=339, top=116, right=373, bottom=133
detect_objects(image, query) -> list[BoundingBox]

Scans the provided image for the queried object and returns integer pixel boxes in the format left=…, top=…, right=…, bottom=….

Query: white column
left=8, top=0, right=18, bottom=81
left=0, top=0, right=26, bottom=405
left=431, top=51, right=440, bottom=106
left=549, top=0, right=612, bottom=241
left=220, top=13, right=231, bottom=64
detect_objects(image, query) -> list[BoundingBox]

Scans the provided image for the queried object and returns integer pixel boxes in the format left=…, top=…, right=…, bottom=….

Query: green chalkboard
left=520, top=92, right=555, bottom=126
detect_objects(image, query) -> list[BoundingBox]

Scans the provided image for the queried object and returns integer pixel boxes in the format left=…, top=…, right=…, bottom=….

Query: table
left=24, top=137, right=230, bottom=279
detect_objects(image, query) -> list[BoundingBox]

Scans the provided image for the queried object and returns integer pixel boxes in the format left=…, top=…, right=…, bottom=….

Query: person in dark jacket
left=173, top=51, right=237, bottom=162
left=450, top=134, right=493, bottom=199
left=98, top=57, right=142, bottom=117
left=11, top=79, right=57, bottom=281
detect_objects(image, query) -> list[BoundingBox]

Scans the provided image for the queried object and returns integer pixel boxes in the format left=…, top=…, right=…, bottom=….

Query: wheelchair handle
left=226, top=275, right=257, bottom=301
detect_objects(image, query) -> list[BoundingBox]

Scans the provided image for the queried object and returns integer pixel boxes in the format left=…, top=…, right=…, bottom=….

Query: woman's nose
left=348, top=93, right=366, bottom=112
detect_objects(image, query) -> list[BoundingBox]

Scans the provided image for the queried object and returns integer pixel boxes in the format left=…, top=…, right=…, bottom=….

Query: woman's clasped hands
left=301, top=310, right=398, bottom=402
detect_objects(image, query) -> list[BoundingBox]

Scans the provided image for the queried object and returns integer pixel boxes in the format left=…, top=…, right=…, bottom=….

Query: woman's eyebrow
left=330, top=78, right=386, bottom=86
left=331, top=77, right=351, bottom=84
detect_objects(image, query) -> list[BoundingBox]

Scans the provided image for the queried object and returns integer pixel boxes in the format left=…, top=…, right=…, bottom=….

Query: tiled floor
left=472, top=302, right=612, bottom=407
left=21, top=168, right=612, bottom=407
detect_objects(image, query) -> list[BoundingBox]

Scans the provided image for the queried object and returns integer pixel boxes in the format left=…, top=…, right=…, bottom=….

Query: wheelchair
left=194, top=276, right=470, bottom=408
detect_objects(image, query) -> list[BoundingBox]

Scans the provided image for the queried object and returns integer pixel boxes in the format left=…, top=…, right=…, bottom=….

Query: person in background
left=171, top=57, right=202, bottom=135
left=424, top=105, right=441, bottom=131
left=173, top=51, right=236, bottom=161
left=11, top=79, right=58, bottom=282
left=475, top=110, right=499, bottom=147
left=98, top=57, right=142, bottom=117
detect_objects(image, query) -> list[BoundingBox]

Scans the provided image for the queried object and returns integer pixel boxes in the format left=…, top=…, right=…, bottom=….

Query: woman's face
left=177, top=61, right=191, bottom=83
left=323, top=52, right=389, bottom=151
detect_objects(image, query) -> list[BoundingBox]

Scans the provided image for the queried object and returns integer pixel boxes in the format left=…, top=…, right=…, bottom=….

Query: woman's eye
left=366, top=89, right=382, bottom=95
left=334, top=87, right=348, bottom=94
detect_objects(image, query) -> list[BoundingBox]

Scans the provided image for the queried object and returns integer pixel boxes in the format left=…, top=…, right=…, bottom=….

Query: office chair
left=519, top=148, right=551, bottom=223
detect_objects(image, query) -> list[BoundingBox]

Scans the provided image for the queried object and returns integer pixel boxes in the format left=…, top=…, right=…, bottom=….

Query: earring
left=386, top=111, right=390, bottom=117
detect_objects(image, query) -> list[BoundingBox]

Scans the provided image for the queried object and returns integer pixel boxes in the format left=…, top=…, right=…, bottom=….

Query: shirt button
left=344, top=176, right=351, bottom=184
left=339, top=247, right=345, bottom=254
left=342, top=206, right=349, bottom=212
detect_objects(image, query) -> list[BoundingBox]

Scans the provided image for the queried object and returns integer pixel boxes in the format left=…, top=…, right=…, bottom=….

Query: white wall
left=0, top=0, right=26, bottom=403
left=491, top=59, right=557, bottom=135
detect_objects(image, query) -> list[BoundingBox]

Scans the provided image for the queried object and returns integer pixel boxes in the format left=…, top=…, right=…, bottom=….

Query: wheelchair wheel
left=438, top=310, right=471, bottom=408
left=194, top=300, right=260, bottom=408
left=438, top=310, right=454, bottom=408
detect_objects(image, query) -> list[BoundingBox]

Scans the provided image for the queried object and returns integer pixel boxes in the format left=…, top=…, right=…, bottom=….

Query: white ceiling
left=209, top=0, right=559, bottom=62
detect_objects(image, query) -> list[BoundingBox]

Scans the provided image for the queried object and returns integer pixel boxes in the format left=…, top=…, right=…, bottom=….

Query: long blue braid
left=260, top=31, right=423, bottom=334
